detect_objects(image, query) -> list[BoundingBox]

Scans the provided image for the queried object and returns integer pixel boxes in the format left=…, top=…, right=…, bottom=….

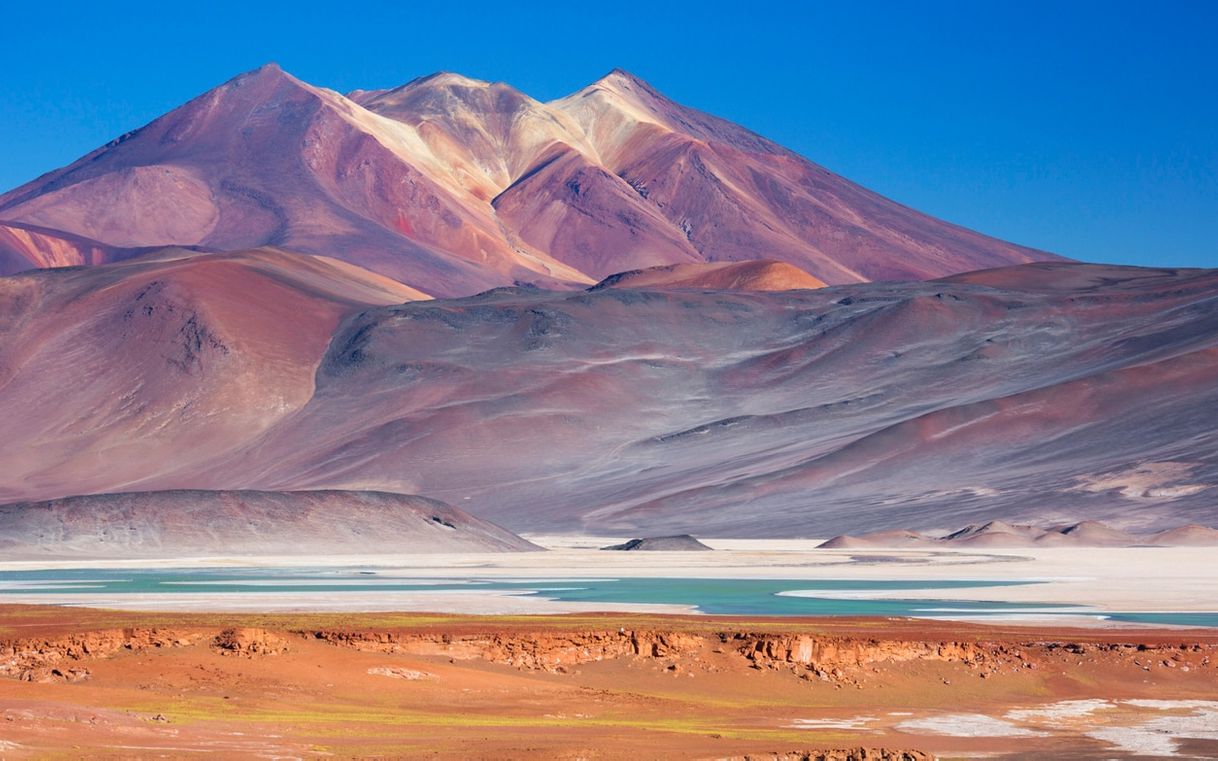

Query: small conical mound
left=602, top=535, right=713, bottom=551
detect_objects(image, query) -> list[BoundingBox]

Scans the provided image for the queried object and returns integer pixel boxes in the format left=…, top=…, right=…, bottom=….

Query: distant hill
left=820, top=520, right=1218, bottom=549
left=590, top=260, right=826, bottom=292
left=0, top=490, right=539, bottom=558
left=602, top=535, right=713, bottom=551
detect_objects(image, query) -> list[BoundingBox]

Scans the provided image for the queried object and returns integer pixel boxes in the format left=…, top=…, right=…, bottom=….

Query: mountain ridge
left=1, top=250, right=1212, bottom=536
left=0, top=63, right=1062, bottom=295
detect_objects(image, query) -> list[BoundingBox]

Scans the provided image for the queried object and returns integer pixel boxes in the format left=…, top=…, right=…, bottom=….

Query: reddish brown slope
left=0, top=247, right=422, bottom=503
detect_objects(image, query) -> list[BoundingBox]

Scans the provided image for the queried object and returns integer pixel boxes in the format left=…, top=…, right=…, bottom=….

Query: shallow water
left=0, top=569, right=1213, bottom=625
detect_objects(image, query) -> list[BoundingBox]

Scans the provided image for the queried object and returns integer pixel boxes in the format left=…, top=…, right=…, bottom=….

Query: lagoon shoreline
left=0, top=538, right=1215, bottom=625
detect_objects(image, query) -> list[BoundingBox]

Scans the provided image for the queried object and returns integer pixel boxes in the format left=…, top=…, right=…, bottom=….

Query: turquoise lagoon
left=0, top=568, right=1215, bottom=626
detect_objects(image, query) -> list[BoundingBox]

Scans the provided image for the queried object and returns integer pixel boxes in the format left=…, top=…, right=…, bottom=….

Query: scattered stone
left=211, top=628, right=289, bottom=657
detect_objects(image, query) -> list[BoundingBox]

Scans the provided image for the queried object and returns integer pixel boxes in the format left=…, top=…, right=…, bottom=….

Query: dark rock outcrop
left=603, top=535, right=713, bottom=551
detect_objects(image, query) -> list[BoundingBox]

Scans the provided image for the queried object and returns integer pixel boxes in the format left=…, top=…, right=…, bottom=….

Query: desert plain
left=1, top=540, right=1217, bottom=759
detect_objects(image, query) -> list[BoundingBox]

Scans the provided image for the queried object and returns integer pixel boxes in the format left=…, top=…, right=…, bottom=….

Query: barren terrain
left=0, top=607, right=1215, bottom=759
left=3, top=258, right=1216, bottom=536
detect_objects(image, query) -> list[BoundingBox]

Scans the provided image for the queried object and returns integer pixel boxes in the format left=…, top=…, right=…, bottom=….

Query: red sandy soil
left=0, top=65, right=1057, bottom=295
left=0, top=607, right=1215, bottom=759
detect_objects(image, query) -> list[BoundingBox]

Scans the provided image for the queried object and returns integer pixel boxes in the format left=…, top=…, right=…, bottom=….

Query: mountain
left=2, top=254, right=1214, bottom=536
left=0, top=489, right=539, bottom=558
left=0, top=65, right=1059, bottom=296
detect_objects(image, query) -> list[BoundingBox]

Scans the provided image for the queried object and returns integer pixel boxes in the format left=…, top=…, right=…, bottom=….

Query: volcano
left=0, top=65, right=1058, bottom=297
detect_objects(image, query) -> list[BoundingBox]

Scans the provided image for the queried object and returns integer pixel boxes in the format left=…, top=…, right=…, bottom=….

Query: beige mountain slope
left=591, top=260, right=827, bottom=291
left=350, top=72, right=599, bottom=197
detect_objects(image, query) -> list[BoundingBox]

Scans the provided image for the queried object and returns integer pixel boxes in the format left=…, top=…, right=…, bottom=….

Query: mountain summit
left=0, top=65, right=1060, bottom=295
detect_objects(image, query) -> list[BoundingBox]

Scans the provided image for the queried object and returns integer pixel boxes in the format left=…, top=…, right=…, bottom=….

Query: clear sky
left=3, top=1, right=1214, bottom=267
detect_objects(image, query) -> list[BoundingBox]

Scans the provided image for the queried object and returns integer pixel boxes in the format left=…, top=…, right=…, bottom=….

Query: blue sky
left=3, top=1, right=1214, bottom=267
